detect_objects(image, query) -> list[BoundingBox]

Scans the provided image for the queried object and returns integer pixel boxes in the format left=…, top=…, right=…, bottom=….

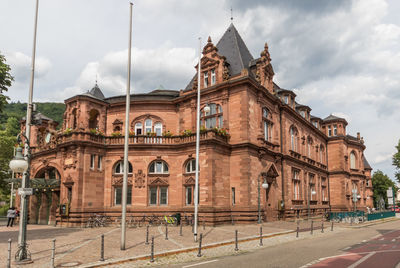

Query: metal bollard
left=7, top=239, right=11, bottom=268
left=100, top=234, right=105, bottom=261
left=150, top=236, right=154, bottom=263
left=321, top=221, right=324, bottom=233
left=197, top=233, right=203, bottom=257
left=51, top=239, right=56, bottom=268
left=165, top=223, right=168, bottom=240
left=331, top=221, right=334, bottom=231
left=192, top=220, right=194, bottom=233
left=259, top=226, right=263, bottom=246
left=179, top=221, right=183, bottom=236
left=145, top=225, right=149, bottom=245
left=296, top=221, right=299, bottom=238
left=234, top=230, right=239, bottom=251
left=310, top=220, right=313, bottom=235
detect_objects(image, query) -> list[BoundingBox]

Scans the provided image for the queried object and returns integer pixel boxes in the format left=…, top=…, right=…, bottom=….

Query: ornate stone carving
left=63, top=174, right=74, bottom=186
left=184, top=177, right=195, bottom=185
left=112, top=176, right=133, bottom=186
left=148, top=177, right=168, bottom=186
left=222, top=64, right=230, bottom=81
left=134, top=169, right=146, bottom=188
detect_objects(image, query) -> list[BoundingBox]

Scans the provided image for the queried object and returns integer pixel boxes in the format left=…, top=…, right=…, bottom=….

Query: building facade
left=24, top=24, right=373, bottom=225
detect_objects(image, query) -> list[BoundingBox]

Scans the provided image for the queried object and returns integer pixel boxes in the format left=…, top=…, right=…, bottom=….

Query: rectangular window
left=149, top=187, right=157, bottom=205
left=313, top=121, right=318, bottom=128
left=264, top=121, right=269, bottom=141
left=186, top=186, right=193, bottom=205
left=204, top=72, right=208, bottom=87
left=90, top=154, right=95, bottom=169
left=284, top=95, right=289, bottom=104
left=293, top=170, right=300, bottom=200
left=114, top=187, right=132, bottom=205
left=98, top=155, right=102, bottom=170
left=328, top=126, right=332, bottom=137
left=333, top=125, right=337, bottom=136
left=232, top=187, right=236, bottom=206
left=160, top=187, right=168, bottom=205
left=211, top=69, right=216, bottom=85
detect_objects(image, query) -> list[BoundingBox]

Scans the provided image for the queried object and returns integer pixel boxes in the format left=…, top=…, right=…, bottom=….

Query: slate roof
left=216, top=23, right=254, bottom=76
left=22, top=112, right=54, bottom=122
left=362, top=155, right=372, bottom=170
left=105, top=89, right=180, bottom=104
left=323, top=114, right=343, bottom=122
left=185, top=23, right=254, bottom=90
left=81, top=84, right=105, bottom=100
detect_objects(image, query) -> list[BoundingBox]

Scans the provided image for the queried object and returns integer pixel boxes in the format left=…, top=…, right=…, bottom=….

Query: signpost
left=18, top=188, right=34, bottom=196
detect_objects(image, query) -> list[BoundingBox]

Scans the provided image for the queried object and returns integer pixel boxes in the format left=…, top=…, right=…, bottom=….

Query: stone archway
left=30, top=167, right=61, bottom=225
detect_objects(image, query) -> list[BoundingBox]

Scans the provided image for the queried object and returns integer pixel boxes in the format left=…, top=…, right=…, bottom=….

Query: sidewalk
left=0, top=218, right=388, bottom=268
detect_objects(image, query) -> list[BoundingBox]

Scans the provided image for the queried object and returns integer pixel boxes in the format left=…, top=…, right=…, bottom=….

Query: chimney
left=357, top=132, right=360, bottom=140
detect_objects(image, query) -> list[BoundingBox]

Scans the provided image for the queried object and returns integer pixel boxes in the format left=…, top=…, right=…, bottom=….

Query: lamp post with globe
left=9, top=133, right=32, bottom=263
left=258, top=172, right=269, bottom=224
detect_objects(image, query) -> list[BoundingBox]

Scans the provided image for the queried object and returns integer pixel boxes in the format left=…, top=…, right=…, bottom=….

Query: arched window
left=290, top=126, right=298, bottom=151
left=185, top=159, right=197, bottom=173
left=88, top=109, right=100, bottom=129
left=113, top=125, right=121, bottom=132
left=350, top=152, right=356, bottom=169
left=319, top=145, right=325, bottom=163
left=135, top=122, right=142, bottom=135
left=201, top=103, right=223, bottom=129
left=154, top=122, right=163, bottom=136
left=145, top=119, right=152, bottom=134
left=262, top=108, right=272, bottom=141
left=307, top=137, right=313, bottom=159
left=149, top=160, right=169, bottom=174
left=114, top=161, right=133, bottom=174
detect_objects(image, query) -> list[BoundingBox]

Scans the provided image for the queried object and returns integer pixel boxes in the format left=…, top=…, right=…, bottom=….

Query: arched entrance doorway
left=30, top=167, right=61, bottom=225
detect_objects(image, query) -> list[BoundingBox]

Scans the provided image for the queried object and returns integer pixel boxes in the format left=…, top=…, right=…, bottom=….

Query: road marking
left=347, top=252, right=375, bottom=268
left=362, top=240, right=367, bottom=243
left=182, top=259, right=218, bottom=267
left=392, top=239, right=396, bottom=242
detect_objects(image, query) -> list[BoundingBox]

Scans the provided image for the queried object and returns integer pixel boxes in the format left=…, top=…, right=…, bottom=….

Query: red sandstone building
left=25, top=24, right=373, bottom=225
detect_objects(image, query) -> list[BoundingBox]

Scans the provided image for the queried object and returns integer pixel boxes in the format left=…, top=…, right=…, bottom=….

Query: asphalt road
left=172, top=220, right=400, bottom=268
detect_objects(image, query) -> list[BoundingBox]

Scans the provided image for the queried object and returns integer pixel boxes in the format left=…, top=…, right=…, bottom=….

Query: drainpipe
left=326, top=141, right=331, bottom=213
left=279, top=107, right=285, bottom=219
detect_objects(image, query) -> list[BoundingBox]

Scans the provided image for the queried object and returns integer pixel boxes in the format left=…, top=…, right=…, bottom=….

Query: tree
left=0, top=130, right=15, bottom=198
left=0, top=53, right=14, bottom=113
left=393, top=139, right=400, bottom=183
left=5, top=117, right=20, bottom=136
left=371, top=170, right=397, bottom=208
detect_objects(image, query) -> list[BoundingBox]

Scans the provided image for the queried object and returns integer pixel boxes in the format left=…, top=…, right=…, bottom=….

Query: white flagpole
left=121, top=2, right=133, bottom=251
left=194, top=37, right=202, bottom=242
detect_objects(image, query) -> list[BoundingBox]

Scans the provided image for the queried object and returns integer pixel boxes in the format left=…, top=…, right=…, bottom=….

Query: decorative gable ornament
left=255, top=42, right=274, bottom=93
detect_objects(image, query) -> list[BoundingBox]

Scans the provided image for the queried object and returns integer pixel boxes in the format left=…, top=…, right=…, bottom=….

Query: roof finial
left=95, top=74, right=98, bottom=85
left=230, top=7, right=233, bottom=22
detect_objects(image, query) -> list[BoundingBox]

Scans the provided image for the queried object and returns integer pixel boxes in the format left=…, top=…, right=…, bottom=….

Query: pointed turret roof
left=87, top=84, right=105, bottom=100
left=216, top=23, right=254, bottom=76
left=362, top=155, right=372, bottom=170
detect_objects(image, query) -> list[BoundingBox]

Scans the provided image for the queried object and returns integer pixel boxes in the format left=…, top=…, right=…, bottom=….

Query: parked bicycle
left=86, top=214, right=111, bottom=228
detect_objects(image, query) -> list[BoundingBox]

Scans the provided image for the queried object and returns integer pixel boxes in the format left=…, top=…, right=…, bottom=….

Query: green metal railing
left=329, top=210, right=364, bottom=221
left=367, top=211, right=395, bottom=221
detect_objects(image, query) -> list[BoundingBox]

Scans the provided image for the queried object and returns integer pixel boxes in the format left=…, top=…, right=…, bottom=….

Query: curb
left=79, top=229, right=294, bottom=267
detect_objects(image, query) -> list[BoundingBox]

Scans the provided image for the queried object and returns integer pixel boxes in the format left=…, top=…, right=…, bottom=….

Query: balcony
left=31, top=130, right=229, bottom=154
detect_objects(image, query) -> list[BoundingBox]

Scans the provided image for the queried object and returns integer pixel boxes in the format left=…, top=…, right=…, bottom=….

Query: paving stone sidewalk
left=0, top=219, right=360, bottom=268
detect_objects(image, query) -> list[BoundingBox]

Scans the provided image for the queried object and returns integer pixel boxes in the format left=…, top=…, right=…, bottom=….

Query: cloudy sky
left=1, top=0, right=399, bottom=181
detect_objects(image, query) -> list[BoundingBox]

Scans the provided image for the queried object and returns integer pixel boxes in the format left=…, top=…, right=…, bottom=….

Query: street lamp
left=9, top=134, right=32, bottom=263
left=352, top=188, right=358, bottom=212
left=307, top=185, right=316, bottom=220
left=257, top=173, right=268, bottom=223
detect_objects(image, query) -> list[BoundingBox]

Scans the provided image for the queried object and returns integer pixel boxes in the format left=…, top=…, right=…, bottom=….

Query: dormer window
left=312, top=121, right=318, bottom=128
left=284, top=95, right=289, bottom=104
left=300, top=110, right=305, bottom=118
left=204, top=72, right=209, bottom=87
left=211, top=69, right=216, bottom=85
left=333, top=125, right=338, bottom=136
left=328, top=126, right=332, bottom=137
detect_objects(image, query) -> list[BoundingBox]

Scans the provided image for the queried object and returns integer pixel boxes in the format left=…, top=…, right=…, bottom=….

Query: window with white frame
left=328, top=126, right=332, bottom=137
left=262, top=108, right=272, bottom=141
left=114, top=186, right=132, bottom=205
left=135, top=122, right=142, bottom=135
left=300, top=110, right=306, bottom=118
left=185, top=159, right=196, bottom=173
left=145, top=119, right=152, bottom=135
left=313, top=121, right=318, bottom=128
left=149, top=160, right=169, bottom=174
left=98, top=155, right=102, bottom=170
left=114, top=161, right=133, bottom=174
left=149, top=186, right=168, bottom=205
left=204, top=71, right=208, bottom=87
left=90, top=154, right=95, bottom=169
left=154, top=122, right=163, bottom=136
left=211, top=69, right=216, bottom=85
left=284, top=95, right=289, bottom=104
left=290, top=127, right=298, bottom=151
left=186, top=186, right=193, bottom=205
left=350, top=152, right=356, bottom=169
left=201, top=103, right=223, bottom=129
left=293, top=169, right=301, bottom=200
left=333, top=125, right=338, bottom=136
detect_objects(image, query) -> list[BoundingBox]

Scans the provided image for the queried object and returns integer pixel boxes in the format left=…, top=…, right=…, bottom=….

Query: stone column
left=48, top=191, right=59, bottom=225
